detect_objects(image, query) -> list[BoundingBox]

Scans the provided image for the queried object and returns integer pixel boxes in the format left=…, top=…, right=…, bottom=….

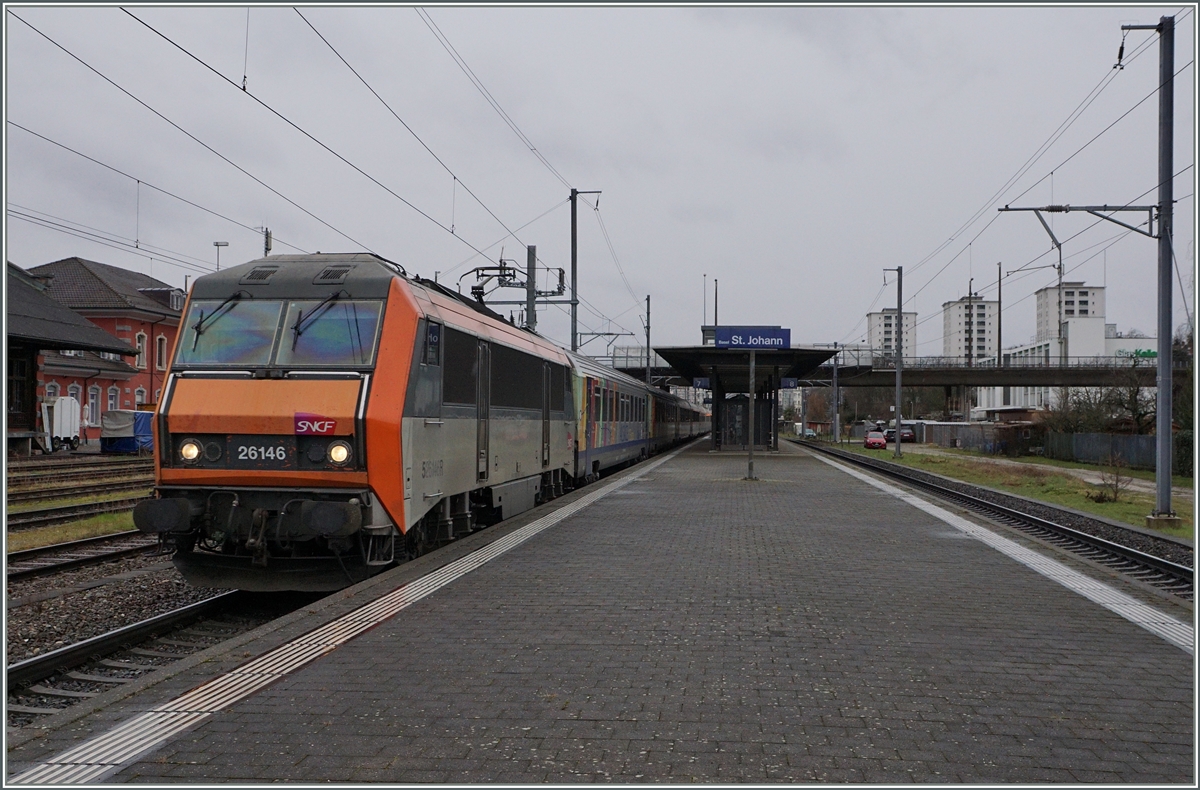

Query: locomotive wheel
left=69, top=437, right=80, bottom=450
left=51, top=437, right=63, bottom=453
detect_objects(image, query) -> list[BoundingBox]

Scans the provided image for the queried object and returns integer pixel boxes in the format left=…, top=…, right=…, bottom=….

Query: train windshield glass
left=176, top=299, right=283, bottom=366
left=275, top=300, right=383, bottom=367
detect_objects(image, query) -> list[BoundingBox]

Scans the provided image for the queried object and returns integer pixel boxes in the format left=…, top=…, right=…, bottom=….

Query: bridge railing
left=824, top=350, right=1185, bottom=370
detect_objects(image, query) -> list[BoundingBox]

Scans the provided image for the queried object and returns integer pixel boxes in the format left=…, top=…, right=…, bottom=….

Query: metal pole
left=714, top=279, right=719, bottom=326
left=1057, top=245, right=1065, bottom=364
left=703, top=273, right=707, bottom=326
left=997, top=262, right=1002, bottom=365
left=747, top=349, right=756, bottom=479
left=1154, top=15, right=1175, bottom=517
left=526, top=245, right=537, bottom=332
left=570, top=189, right=578, bottom=351
left=967, top=280, right=973, bottom=367
left=832, top=342, right=840, bottom=444
left=895, top=266, right=903, bottom=458
left=645, top=295, right=651, bottom=458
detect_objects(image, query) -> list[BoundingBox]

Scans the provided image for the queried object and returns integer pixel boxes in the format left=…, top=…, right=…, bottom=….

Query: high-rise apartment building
left=942, top=295, right=998, bottom=360
left=866, top=309, right=916, bottom=357
left=1035, top=282, right=1106, bottom=342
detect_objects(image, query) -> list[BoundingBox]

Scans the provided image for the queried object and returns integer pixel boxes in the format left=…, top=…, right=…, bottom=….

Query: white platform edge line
left=7, top=440, right=696, bottom=785
left=810, top=451, right=1194, bottom=655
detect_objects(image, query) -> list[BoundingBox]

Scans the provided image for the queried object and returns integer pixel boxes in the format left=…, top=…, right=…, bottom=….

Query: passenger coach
left=134, top=253, right=707, bottom=591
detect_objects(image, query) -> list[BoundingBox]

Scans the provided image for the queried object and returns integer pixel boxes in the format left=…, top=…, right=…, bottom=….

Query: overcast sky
left=5, top=5, right=1196, bottom=355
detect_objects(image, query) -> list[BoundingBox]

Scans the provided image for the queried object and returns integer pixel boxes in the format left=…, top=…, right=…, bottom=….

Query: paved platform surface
left=10, top=443, right=1193, bottom=783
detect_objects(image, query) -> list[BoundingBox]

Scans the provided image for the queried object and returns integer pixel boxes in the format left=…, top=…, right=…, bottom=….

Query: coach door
left=476, top=340, right=490, bottom=482
left=542, top=362, right=551, bottom=467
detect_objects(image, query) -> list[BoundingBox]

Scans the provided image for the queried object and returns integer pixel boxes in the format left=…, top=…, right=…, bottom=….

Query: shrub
left=1174, top=430, right=1193, bottom=478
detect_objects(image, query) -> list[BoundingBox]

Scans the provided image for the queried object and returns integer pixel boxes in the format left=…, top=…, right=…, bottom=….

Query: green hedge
left=1174, top=430, right=1193, bottom=478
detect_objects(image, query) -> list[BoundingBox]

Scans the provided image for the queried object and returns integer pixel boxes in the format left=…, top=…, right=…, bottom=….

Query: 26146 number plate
left=228, top=435, right=296, bottom=469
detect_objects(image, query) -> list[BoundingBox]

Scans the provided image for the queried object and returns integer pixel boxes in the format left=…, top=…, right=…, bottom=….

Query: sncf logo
left=295, top=413, right=337, bottom=435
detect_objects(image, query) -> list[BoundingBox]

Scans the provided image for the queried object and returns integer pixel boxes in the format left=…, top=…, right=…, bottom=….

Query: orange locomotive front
left=134, top=254, right=417, bottom=591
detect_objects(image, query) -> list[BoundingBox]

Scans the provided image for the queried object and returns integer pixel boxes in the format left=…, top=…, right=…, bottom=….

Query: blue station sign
left=714, top=326, right=791, bottom=349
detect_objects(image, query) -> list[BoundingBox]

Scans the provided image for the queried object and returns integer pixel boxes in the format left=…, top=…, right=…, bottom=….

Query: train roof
left=563, top=349, right=700, bottom=409
left=191, top=253, right=403, bottom=300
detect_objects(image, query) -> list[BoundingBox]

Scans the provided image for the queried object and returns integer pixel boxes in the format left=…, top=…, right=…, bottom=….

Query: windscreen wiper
left=191, top=291, right=249, bottom=351
left=292, top=290, right=347, bottom=349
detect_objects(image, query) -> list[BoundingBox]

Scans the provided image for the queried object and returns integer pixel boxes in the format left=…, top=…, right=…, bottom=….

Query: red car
left=864, top=431, right=887, bottom=449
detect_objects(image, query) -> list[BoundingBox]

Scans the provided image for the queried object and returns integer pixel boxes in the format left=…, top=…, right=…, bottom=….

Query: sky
left=5, top=4, right=1196, bottom=357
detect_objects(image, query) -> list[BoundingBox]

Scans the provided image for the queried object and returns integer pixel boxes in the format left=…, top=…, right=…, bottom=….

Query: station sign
left=780, top=378, right=798, bottom=389
left=693, top=377, right=710, bottom=389
left=714, top=326, right=790, bottom=349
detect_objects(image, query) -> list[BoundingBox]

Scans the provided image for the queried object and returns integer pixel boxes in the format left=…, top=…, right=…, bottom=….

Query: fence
left=1045, top=432, right=1158, bottom=469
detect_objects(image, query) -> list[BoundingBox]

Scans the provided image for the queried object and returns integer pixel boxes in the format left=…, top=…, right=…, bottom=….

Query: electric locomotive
left=135, top=253, right=706, bottom=592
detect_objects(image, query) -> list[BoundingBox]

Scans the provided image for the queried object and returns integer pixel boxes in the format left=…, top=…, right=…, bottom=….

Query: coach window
left=592, top=384, right=601, bottom=422
left=442, top=328, right=477, bottom=404
left=489, top=344, right=541, bottom=409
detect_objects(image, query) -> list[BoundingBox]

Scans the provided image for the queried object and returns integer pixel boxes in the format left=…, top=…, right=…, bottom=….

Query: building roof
left=29, top=257, right=182, bottom=318
left=42, top=349, right=140, bottom=380
left=6, top=263, right=137, bottom=355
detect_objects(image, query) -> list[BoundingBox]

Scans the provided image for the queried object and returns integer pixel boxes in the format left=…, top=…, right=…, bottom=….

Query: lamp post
left=213, top=241, right=229, bottom=272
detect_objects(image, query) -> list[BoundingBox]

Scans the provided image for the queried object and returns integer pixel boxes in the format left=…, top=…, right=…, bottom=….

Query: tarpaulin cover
left=101, top=410, right=154, bottom=453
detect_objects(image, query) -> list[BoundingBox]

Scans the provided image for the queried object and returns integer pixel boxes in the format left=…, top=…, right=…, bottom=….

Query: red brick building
left=29, top=257, right=186, bottom=422
left=6, top=262, right=137, bottom=454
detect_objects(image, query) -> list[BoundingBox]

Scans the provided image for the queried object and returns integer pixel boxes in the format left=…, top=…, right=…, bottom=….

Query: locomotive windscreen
left=175, top=298, right=384, bottom=368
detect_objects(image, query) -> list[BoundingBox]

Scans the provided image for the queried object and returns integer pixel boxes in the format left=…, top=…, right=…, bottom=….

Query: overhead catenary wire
left=7, top=11, right=374, bottom=254
left=294, top=8, right=537, bottom=255
left=413, top=7, right=646, bottom=322
left=8, top=121, right=310, bottom=255
left=9, top=201, right=214, bottom=267
left=122, top=9, right=499, bottom=264
left=900, top=52, right=1194, bottom=322
left=846, top=23, right=1178, bottom=339
left=9, top=208, right=216, bottom=275
left=414, top=6, right=573, bottom=190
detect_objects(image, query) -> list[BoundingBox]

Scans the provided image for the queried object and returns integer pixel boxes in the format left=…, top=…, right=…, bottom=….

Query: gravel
left=6, top=555, right=226, bottom=665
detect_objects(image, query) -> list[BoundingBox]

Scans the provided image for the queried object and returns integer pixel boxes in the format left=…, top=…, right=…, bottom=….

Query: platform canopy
left=654, top=346, right=837, bottom=394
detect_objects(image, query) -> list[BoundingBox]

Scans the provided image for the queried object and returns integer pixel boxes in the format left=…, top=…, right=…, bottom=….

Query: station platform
left=8, top=441, right=1193, bottom=783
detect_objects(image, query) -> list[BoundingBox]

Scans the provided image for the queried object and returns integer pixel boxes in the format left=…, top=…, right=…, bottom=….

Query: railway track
left=6, top=497, right=147, bottom=531
left=6, top=591, right=315, bottom=728
left=6, top=458, right=154, bottom=487
left=798, top=441, right=1194, bottom=601
left=6, top=478, right=154, bottom=507
left=7, top=531, right=159, bottom=581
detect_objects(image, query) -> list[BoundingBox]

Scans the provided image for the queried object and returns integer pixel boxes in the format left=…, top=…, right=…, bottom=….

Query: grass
left=7, top=511, right=137, bottom=553
left=836, top=442, right=1194, bottom=541
left=898, top=445, right=1194, bottom=490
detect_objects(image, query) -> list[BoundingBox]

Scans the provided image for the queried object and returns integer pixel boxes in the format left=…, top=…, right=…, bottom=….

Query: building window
left=46, top=382, right=60, bottom=399
left=67, top=383, right=82, bottom=402
left=88, top=386, right=101, bottom=424
left=171, top=291, right=184, bottom=310
left=135, top=388, right=146, bottom=405
left=156, top=335, right=169, bottom=370
left=108, top=386, right=119, bottom=411
left=155, top=388, right=162, bottom=403
left=1065, top=291, right=1074, bottom=297
left=136, top=333, right=148, bottom=369
left=1065, top=309, right=1074, bottom=315
left=1079, top=291, right=1088, bottom=296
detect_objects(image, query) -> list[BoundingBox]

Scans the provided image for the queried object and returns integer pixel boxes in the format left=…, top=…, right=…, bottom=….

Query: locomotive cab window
left=176, top=299, right=283, bottom=367
left=276, top=299, right=383, bottom=367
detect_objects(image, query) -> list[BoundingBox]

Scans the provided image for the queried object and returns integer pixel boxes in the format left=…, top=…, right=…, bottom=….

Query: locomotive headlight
left=327, top=441, right=352, bottom=466
left=179, top=439, right=202, bottom=463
